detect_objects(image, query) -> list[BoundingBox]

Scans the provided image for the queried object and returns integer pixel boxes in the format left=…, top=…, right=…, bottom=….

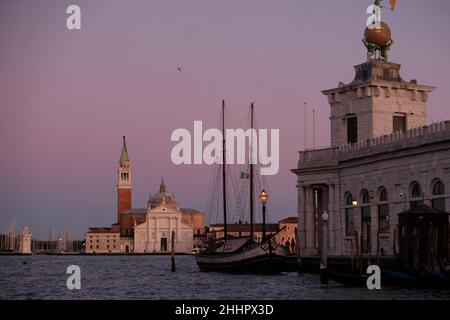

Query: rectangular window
left=90, top=245, right=92, bottom=249
left=347, top=117, right=358, bottom=144
left=393, top=115, right=406, bottom=133
left=107, top=245, right=110, bottom=249
left=96, top=245, right=99, bottom=249
left=378, top=204, right=390, bottom=233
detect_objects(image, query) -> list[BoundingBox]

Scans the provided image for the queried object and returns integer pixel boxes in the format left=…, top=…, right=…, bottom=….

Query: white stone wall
left=133, top=205, right=194, bottom=253
left=328, top=84, right=431, bottom=147
left=295, top=142, right=450, bottom=259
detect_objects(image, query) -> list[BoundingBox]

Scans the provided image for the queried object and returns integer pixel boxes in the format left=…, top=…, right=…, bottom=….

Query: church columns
left=155, top=217, right=158, bottom=252
left=168, top=217, right=172, bottom=248
left=145, top=215, right=149, bottom=253
left=176, top=217, right=180, bottom=243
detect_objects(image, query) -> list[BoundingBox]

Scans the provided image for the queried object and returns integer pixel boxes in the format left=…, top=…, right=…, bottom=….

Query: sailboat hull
left=196, top=244, right=290, bottom=274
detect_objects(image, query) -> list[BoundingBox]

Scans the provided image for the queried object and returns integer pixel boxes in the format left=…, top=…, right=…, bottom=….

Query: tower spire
left=117, top=136, right=132, bottom=222
left=120, top=136, right=129, bottom=164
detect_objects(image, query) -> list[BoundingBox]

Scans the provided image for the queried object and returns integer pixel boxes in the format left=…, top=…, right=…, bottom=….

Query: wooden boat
left=382, top=266, right=450, bottom=288
left=320, top=262, right=369, bottom=287
left=381, top=267, right=419, bottom=287
left=420, top=267, right=450, bottom=288
left=195, top=102, right=290, bottom=274
left=196, top=237, right=289, bottom=274
left=439, top=264, right=450, bottom=277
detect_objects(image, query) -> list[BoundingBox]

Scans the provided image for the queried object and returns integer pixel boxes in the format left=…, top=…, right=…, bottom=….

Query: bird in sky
left=177, top=67, right=182, bottom=72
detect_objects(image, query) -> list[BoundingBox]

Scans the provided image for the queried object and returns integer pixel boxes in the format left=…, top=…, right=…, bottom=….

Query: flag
left=240, top=172, right=249, bottom=179
left=390, top=0, right=396, bottom=11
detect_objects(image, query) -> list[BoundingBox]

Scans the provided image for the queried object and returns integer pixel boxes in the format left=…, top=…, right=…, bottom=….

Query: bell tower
left=118, top=136, right=132, bottom=222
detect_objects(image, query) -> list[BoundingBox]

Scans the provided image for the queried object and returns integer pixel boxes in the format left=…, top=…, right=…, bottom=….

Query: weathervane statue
left=363, top=0, right=397, bottom=62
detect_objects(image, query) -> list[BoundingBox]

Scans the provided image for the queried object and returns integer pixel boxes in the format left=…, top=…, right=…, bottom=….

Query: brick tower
left=117, top=136, right=132, bottom=223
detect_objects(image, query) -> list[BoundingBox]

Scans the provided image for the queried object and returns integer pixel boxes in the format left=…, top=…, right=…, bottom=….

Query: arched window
left=345, top=193, right=354, bottom=236
left=362, top=191, right=370, bottom=204
left=360, top=190, right=371, bottom=254
left=432, top=180, right=446, bottom=211
left=410, top=182, right=424, bottom=208
left=378, top=188, right=390, bottom=233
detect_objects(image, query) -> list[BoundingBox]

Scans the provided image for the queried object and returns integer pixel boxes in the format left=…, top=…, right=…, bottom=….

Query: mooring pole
left=171, top=230, right=176, bottom=272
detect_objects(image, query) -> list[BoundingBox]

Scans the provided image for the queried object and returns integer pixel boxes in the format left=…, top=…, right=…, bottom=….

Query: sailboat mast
left=222, top=100, right=228, bottom=241
left=250, top=103, right=254, bottom=240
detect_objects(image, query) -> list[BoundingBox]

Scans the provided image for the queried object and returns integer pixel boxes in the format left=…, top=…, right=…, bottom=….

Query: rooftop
left=294, top=120, right=450, bottom=171
left=209, top=223, right=279, bottom=233
left=279, top=217, right=298, bottom=224
left=86, top=227, right=119, bottom=234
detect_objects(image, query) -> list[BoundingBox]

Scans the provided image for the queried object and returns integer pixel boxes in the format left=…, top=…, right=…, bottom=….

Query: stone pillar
left=305, top=187, right=316, bottom=254
left=168, top=217, right=172, bottom=248
left=328, top=184, right=335, bottom=250
left=298, top=186, right=307, bottom=250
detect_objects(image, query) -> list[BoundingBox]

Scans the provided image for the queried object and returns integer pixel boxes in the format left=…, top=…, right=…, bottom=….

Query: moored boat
left=196, top=237, right=289, bottom=274
left=195, top=101, right=291, bottom=274
left=320, top=263, right=369, bottom=287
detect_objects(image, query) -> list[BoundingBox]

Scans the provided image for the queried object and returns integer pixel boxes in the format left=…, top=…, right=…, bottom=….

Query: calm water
left=1, top=255, right=450, bottom=300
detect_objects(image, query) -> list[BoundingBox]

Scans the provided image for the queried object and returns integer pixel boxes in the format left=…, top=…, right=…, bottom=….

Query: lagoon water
left=1, top=255, right=450, bottom=300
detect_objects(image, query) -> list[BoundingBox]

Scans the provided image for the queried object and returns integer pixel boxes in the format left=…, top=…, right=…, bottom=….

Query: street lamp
left=352, top=199, right=358, bottom=206
left=259, top=190, right=269, bottom=242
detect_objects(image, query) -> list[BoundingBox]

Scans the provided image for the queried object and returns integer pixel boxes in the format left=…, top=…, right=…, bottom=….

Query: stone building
left=276, top=217, right=298, bottom=254
left=85, top=228, right=122, bottom=253
left=292, top=25, right=450, bottom=268
left=19, top=226, right=32, bottom=254
left=133, top=181, right=194, bottom=253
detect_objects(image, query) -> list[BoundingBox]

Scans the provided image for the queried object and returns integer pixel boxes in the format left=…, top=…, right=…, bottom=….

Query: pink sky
left=1, top=0, right=450, bottom=238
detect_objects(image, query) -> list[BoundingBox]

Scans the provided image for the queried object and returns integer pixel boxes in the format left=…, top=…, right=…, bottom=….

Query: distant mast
left=249, top=103, right=254, bottom=240
left=222, top=100, right=228, bottom=241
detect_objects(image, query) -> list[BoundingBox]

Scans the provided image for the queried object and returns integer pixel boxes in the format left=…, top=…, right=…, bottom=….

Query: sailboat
left=195, top=101, right=290, bottom=274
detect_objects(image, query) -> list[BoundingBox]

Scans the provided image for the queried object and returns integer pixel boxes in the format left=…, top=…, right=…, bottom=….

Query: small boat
left=382, top=267, right=450, bottom=288
left=420, top=267, right=450, bottom=288
left=320, top=263, right=369, bottom=287
left=439, top=264, right=450, bottom=277
left=381, top=267, right=419, bottom=287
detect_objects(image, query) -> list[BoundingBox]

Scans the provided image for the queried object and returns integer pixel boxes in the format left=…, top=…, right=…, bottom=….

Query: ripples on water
left=1, top=255, right=450, bottom=300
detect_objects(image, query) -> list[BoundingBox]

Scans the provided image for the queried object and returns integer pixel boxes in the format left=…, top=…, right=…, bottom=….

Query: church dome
left=148, top=180, right=177, bottom=209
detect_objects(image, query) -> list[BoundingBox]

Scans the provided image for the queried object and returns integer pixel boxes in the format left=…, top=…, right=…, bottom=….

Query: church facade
left=85, top=137, right=202, bottom=254
left=133, top=182, right=193, bottom=253
left=292, top=29, right=450, bottom=267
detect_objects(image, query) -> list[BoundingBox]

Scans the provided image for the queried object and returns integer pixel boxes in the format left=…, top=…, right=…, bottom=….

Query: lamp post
left=259, top=190, right=269, bottom=243
left=320, top=210, right=329, bottom=285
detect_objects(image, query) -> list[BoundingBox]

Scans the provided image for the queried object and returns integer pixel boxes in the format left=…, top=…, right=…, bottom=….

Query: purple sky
left=1, top=0, right=450, bottom=239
